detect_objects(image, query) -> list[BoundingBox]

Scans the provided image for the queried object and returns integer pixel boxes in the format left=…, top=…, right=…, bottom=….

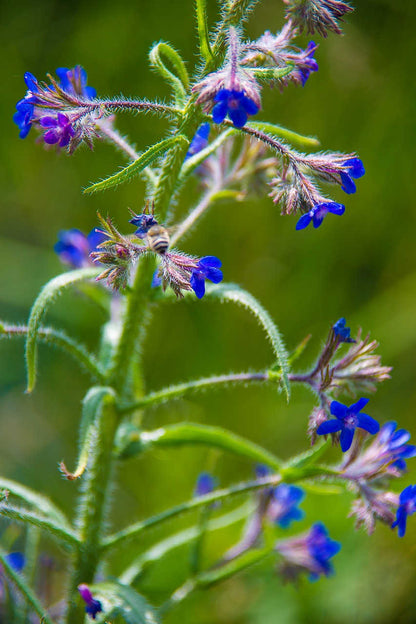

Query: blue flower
left=190, top=256, right=223, bottom=299
left=54, top=228, right=106, bottom=268
left=269, top=484, right=305, bottom=528
left=392, top=485, right=416, bottom=538
left=299, top=42, right=319, bottom=86
left=317, top=398, right=380, bottom=452
left=255, top=464, right=271, bottom=479
left=277, top=522, right=341, bottom=581
left=296, top=201, right=345, bottom=230
left=333, top=317, right=355, bottom=343
left=13, top=72, right=39, bottom=138
left=212, top=89, right=259, bottom=128
left=195, top=472, right=216, bottom=496
left=306, top=522, right=341, bottom=580
left=377, top=422, right=416, bottom=472
left=151, top=270, right=162, bottom=288
left=5, top=552, right=25, bottom=573
left=129, top=213, right=158, bottom=238
left=55, top=66, right=96, bottom=99
left=340, top=158, right=365, bottom=194
left=185, top=123, right=210, bottom=160
left=40, top=113, right=75, bottom=148
left=78, top=584, right=103, bottom=620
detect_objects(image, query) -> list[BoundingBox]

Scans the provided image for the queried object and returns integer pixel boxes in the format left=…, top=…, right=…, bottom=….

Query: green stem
left=65, top=389, right=117, bottom=624
left=102, top=474, right=283, bottom=552
left=120, top=370, right=270, bottom=412
left=0, top=548, right=54, bottom=624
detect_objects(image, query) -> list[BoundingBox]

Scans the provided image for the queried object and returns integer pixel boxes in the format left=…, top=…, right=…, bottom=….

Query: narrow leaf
left=248, top=121, right=320, bottom=150
left=251, top=64, right=294, bottom=82
left=25, top=267, right=99, bottom=392
left=0, top=477, right=70, bottom=527
left=139, top=422, right=282, bottom=470
left=198, top=547, right=272, bottom=586
left=60, top=386, right=114, bottom=480
left=84, top=135, right=189, bottom=195
left=208, top=283, right=290, bottom=400
left=0, top=504, right=79, bottom=548
left=179, top=128, right=235, bottom=182
left=91, top=581, right=159, bottom=624
left=195, top=0, right=214, bottom=63
left=284, top=439, right=330, bottom=471
left=149, top=42, right=189, bottom=106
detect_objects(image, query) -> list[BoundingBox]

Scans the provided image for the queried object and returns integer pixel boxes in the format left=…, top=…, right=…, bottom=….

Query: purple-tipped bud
left=333, top=317, right=355, bottom=343
left=283, top=0, right=354, bottom=38
left=78, top=584, right=103, bottom=620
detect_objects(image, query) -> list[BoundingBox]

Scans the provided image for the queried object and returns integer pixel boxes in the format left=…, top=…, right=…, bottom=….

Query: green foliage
left=149, top=42, right=190, bottom=107
left=0, top=477, right=69, bottom=526
left=195, top=0, right=214, bottom=63
left=208, top=283, right=291, bottom=400
left=248, top=121, right=320, bottom=150
left=25, top=267, right=99, bottom=392
left=91, top=582, right=159, bottom=624
left=84, top=136, right=189, bottom=195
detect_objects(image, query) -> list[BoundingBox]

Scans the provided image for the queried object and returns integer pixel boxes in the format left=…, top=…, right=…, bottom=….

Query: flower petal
left=190, top=273, right=206, bottom=299
left=212, top=100, right=228, bottom=124
left=316, top=419, right=343, bottom=435
left=340, top=427, right=354, bottom=452
left=295, top=213, right=312, bottom=230
left=356, top=413, right=380, bottom=435
left=340, top=172, right=356, bottom=194
left=350, top=397, right=370, bottom=413
left=228, top=106, right=248, bottom=128
left=330, top=401, right=348, bottom=419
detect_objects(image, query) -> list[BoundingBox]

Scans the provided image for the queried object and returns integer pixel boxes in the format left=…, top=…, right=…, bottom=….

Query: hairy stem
left=170, top=185, right=221, bottom=245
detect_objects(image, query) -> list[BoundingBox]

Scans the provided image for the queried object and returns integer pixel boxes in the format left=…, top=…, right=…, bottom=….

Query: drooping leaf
left=91, top=581, right=159, bottom=624
left=149, top=42, right=189, bottom=106
left=25, top=267, right=99, bottom=392
left=0, top=477, right=69, bottom=526
left=207, top=283, right=290, bottom=400
left=60, top=386, right=115, bottom=480
left=84, top=135, right=189, bottom=195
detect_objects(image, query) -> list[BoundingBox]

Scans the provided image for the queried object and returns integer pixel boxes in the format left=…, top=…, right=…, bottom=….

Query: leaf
left=149, top=43, right=189, bottom=107
left=0, top=477, right=69, bottom=526
left=60, top=387, right=115, bottom=480
left=284, top=439, right=330, bottom=471
left=178, top=128, right=235, bottom=182
left=138, top=422, right=282, bottom=470
left=84, top=135, right=189, bottom=195
left=195, top=0, right=214, bottom=63
left=248, top=121, right=320, bottom=150
left=25, top=267, right=99, bottom=393
left=91, top=582, right=159, bottom=624
left=207, top=283, right=290, bottom=400
left=251, top=64, right=294, bottom=83
left=0, top=505, right=78, bottom=548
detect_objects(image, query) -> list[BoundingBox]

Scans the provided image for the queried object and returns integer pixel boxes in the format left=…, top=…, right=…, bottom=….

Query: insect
left=129, top=201, right=173, bottom=256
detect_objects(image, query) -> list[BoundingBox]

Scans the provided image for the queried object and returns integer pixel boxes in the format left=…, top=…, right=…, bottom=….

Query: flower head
left=268, top=484, right=305, bottom=528
left=340, top=158, right=365, bottom=194
left=277, top=522, right=341, bottom=581
left=283, top=0, right=354, bottom=38
left=212, top=89, right=259, bottom=128
left=195, top=472, right=216, bottom=496
left=190, top=256, right=223, bottom=299
left=317, top=398, right=380, bottom=452
left=296, top=201, right=345, bottom=230
left=54, top=228, right=106, bottom=268
left=13, top=73, right=39, bottom=138
left=40, top=113, right=75, bottom=147
left=392, top=485, right=416, bottom=538
left=333, top=317, right=355, bottom=343
left=185, top=123, right=210, bottom=160
left=78, top=584, right=103, bottom=620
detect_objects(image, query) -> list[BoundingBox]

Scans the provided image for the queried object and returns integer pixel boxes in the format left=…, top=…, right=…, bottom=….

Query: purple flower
left=212, top=89, right=259, bottom=128
left=268, top=484, right=305, bottom=528
left=340, top=158, right=365, bottom=194
left=40, top=113, right=75, bottom=148
left=333, top=317, right=355, bottom=343
left=190, top=256, right=223, bottom=299
left=185, top=123, right=210, bottom=160
left=296, top=201, right=345, bottom=230
left=54, top=228, right=106, bottom=268
left=392, top=485, right=416, bottom=537
left=195, top=472, right=216, bottom=496
left=317, top=398, right=380, bottom=452
left=78, top=584, right=103, bottom=620
left=277, top=522, right=341, bottom=581
left=298, top=41, right=319, bottom=86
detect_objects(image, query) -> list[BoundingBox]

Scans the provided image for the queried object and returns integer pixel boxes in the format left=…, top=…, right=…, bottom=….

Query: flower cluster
left=13, top=66, right=101, bottom=152
left=54, top=228, right=106, bottom=268
left=283, top=0, right=354, bottom=38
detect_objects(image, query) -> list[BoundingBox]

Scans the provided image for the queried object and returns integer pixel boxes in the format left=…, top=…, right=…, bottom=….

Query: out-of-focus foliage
left=1, top=0, right=416, bottom=622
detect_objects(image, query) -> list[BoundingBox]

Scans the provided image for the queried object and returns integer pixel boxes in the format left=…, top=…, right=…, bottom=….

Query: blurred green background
left=1, top=0, right=416, bottom=621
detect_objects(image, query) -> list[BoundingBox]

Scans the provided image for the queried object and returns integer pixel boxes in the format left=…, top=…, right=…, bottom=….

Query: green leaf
left=284, top=439, right=330, bottom=471
left=248, top=121, right=320, bottom=150
left=251, top=64, right=294, bottom=83
left=178, top=128, right=235, bottom=182
left=0, top=504, right=79, bottom=548
left=84, top=135, right=189, bottom=195
left=91, top=581, right=159, bottom=624
left=207, top=283, right=290, bottom=400
left=198, top=547, right=272, bottom=586
left=60, top=386, right=114, bottom=480
left=25, top=267, right=99, bottom=393
left=195, top=0, right=214, bottom=63
left=0, top=477, right=69, bottom=527
left=149, top=42, right=189, bottom=106
left=137, top=422, right=282, bottom=470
